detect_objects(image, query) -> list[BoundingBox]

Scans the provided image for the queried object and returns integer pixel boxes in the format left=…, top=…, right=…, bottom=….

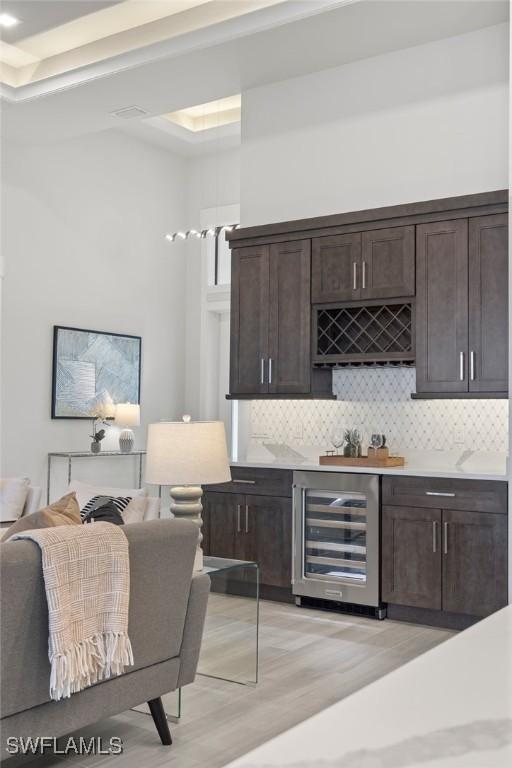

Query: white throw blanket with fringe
left=9, top=522, right=134, bottom=700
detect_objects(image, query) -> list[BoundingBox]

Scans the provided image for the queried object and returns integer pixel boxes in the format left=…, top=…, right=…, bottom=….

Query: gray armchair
left=0, top=519, right=210, bottom=747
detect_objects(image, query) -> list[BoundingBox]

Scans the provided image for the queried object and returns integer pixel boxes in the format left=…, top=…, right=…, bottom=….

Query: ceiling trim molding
left=0, top=0, right=350, bottom=102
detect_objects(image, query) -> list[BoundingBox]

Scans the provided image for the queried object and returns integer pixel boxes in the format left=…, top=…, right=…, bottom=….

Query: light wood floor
left=4, top=596, right=454, bottom=768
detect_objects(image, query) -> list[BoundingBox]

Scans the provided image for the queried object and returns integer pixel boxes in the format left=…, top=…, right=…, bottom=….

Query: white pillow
left=122, top=497, right=148, bottom=524
left=0, top=477, right=30, bottom=522
left=120, top=496, right=162, bottom=523
left=69, top=480, right=147, bottom=512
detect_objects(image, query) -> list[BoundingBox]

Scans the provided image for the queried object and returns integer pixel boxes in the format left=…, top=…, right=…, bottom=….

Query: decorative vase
left=119, top=429, right=134, bottom=453
left=91, top=441, right=101, bottom=454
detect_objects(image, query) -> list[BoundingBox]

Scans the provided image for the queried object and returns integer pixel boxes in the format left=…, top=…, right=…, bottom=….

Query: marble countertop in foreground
left=232, top=447, right=509, bottom=481
left=224, top=605, right=512, bottom=768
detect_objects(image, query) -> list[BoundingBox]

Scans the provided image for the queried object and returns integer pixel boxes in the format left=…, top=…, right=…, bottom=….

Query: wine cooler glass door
left=304, top=488, right=368, bottom=583
left=293, top=472, right=379, bottom=607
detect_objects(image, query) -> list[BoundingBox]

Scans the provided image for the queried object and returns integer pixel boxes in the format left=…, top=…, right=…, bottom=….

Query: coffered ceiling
left=0, top=1, right=123, bottom=43
left=1, top=0, right=508, bottom=153
left=0, top=0, right=286, bottom=88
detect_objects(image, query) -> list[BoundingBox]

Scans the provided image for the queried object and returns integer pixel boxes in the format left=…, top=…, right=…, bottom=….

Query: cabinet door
left=382, top=505, right=442, bottom=609
left=312, top=233, right=361, bottom=302
left=361, top=226, right=415, bottom=299
left=442, top=509, right=508, bottom=617
left=230, top=246, right=270, bottom=394
left=203, top=492, right=244, bottom=560
left=268, top=240, right=311, bottom=394
left=239, top=495, right=292, bottom=589
left=416, top=219, right=469, bottom=393
left=468, top=214, right=508, bottom=394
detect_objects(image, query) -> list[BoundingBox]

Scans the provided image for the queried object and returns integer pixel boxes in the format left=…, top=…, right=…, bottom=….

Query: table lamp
left=145, top=416, right=231, bottom=571
left=114, top=403, right=140, bottom=453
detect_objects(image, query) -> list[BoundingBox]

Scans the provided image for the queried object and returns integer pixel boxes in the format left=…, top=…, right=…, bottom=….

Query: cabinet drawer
left=205, top=466, right=293, bottom=498
left=382, top=476, right=507, bottom=515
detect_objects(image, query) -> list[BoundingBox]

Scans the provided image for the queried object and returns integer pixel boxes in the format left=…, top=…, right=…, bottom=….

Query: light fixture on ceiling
left=164, top=225, right=239, bottom=243
left=0, top=12, right=20, bottom=28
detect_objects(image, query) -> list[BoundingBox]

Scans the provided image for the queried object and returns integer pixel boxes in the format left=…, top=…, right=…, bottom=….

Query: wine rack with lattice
left=313, top=302, right=414, bottom=366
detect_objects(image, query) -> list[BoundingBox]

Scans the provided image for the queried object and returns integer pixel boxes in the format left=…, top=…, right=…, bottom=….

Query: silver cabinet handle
left=353, top=262, right=357, bottom=290
left=432, top=521, right=437, bottom=553
left=235, top=479, right=257, bottom=485
left=245, top=504, right=249, bottom=533
left=268, top=358, right=272, bottom=384
left=459, top=351, right=465, bottom=381
left=260, top=358, right=265, bottom=385
left=470, top=350, right=476, bottom=381
left=362, top=261, right=367, bottom=290
left=426, top=491, right=456, bottom=497
left=236, top=504, right=241, bottom=533
left=443, top=522, right=449, bottom=555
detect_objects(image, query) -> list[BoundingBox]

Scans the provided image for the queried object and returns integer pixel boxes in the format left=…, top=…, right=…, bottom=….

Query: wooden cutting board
left=319, top=454, right=405, bottom=468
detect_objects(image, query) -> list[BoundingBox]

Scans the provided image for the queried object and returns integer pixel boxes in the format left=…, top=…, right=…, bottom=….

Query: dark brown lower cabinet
left=382, top=506, right=441, bottom=609
left=202, top=490, right=293, bottom=596
left=381, top=479, right=508, bottom=625
left=442, top=509, right=508, bottom=617
left=243, top=495, right=292, bottom=589
left=202, top=492, right=243, bottom=559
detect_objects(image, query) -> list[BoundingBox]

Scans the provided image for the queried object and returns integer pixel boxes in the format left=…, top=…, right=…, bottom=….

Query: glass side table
left=200, top=556, right=260, bottom=686
left=136, top=556, right=259, bottom=722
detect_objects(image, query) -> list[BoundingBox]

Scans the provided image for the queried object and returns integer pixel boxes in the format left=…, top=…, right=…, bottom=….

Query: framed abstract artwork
left=51, top=326, right=141, bottom=419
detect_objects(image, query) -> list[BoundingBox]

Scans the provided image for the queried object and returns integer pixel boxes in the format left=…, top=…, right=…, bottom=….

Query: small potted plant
left=90, top=425, right=106, bottom=454
left=343, top=429, right=362, bottom=458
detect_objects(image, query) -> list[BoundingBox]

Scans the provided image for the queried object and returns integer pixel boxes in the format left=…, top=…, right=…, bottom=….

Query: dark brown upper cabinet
left=230, top=246, right=270, bottom=395
left=230, top=240, right=312, bottom=396
left=468, top=214, right=508, bottom=393
left=312, top=226, right=415, bottom=303
left=227, top=191, right=507, bottom=399
left=361, top=226, right=415, bottom=299
left=416, top=219, right=469, bottom=394
left=268, top=241, right=311, bottom=394
left=416, top=215, right=508, bottom=396
left=312, top=233, right=361, bottom=302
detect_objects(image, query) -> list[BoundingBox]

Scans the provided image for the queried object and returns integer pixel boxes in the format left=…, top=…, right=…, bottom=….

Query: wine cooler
left=292, top=471, right=383, bottom=614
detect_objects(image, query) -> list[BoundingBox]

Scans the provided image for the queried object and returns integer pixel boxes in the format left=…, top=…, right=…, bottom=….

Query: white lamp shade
left=114, top=403, right=140, bottom=427
left=145, top=420, right=231, bottom=486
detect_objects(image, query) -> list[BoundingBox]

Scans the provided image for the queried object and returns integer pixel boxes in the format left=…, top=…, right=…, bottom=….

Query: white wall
left=1, top=130, right=187, bottom=498
left=183, top=148, right=240, bottom=419
left=241, top=23, right=508, bottom=225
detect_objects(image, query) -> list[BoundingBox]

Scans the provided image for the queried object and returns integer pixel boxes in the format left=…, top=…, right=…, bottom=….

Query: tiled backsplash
left=249, top=368, right=508, bottom=453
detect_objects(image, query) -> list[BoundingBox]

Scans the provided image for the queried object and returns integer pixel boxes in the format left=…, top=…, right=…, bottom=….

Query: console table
left=47, top=451, right=146, bottom=503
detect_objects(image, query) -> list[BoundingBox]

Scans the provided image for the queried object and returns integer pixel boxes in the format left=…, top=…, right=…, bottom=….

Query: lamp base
left=169, top=486, right=203, bottom=572
left=119, top=429, right=134, bottom=453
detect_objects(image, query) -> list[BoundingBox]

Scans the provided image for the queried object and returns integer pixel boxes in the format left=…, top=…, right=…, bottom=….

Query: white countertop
left=224, top=606, right=512, bottom=768
left=232, top=447, right=508, bottom=481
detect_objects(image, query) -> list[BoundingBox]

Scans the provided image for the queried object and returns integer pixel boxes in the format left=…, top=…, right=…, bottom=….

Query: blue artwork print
left=52, top=327, right=141, bottom=419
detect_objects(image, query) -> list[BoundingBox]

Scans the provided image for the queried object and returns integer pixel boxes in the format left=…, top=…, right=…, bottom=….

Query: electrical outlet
left=293, top=421, right=303, bottom=440
left=454, top=430, right=465, bottom=445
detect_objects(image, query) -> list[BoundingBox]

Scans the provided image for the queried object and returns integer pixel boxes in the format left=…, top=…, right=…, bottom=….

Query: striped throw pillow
left=80, top=495, right=132, bottom=521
